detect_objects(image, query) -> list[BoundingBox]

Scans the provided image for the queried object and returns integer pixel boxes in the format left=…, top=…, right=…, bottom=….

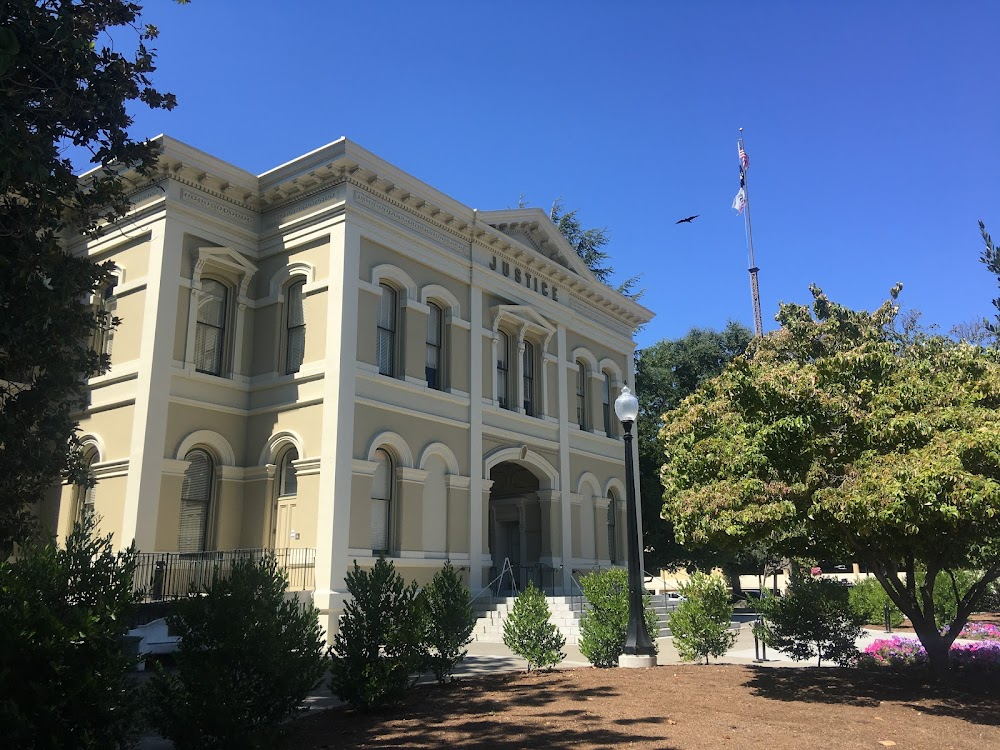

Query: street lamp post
left=614, top=386, right=657, bottom=668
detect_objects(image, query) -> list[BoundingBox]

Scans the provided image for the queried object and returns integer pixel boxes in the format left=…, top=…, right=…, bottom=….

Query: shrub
left=422, top=561, right=475, bottom=683
left=0, top=515, right=141, bottom=749
left=502, top=582, right=566, bottom=671
left=859, top=636, right=1000, bottom=672
left=578, top=568, right=659, bottom=667
left=849, top=577, right=904, bottom=627
left=329, top=558, right=427, bottom=709
left=668, top=572, right=737, bottom=664
left=761, top=576, right=863, bottom=666
left=146, top=555, right=329, bottom=749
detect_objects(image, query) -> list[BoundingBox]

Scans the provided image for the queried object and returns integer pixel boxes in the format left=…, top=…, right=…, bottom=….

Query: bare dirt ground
left=279, top=664, right=1000, bottom=750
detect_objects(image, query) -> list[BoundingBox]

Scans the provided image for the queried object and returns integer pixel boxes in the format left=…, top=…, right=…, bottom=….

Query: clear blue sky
left=116, top=1, right=999, bottom=349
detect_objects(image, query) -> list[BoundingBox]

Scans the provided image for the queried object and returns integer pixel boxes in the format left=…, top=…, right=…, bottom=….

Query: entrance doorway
left=488, top=462, right=555, bottom=593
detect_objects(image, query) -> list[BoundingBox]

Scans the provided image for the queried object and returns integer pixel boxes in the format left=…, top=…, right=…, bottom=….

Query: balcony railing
left=133, top=548, right=316, bottom=602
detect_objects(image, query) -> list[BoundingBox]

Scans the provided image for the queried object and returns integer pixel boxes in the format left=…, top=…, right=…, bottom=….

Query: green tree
left=0, top=514, right=141, bottom=749
left=0, top=0, right=179, bottom=548
left=147, top=556, right=329, bottom=750
left=578, top=568, right=659, bottom=667
left=849, top=577, right=904, bottom=628
left=329, top=558, right=427, bottom=709
left=634, top=323, right=754, bottom=572
left=660, top=284, right=1000, bottom=677
left=667, top=572, right=737, bottom=664
left=502, top=582, right=566, bottom=671
left=760, top=577, right=863, bottom=667
left=422, top=561, right=476, bottom=684
left=980, top=220, right=999, bottom=337
left=549, top=198, right=642, bottom=299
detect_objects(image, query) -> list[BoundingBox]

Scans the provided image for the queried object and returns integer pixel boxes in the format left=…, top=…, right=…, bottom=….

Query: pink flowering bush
left=958, top=622, right=1000, bottom=641
left=859, top=636, right=1000, bottom=672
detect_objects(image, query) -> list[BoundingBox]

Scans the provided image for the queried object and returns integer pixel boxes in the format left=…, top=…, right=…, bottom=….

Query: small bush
left=578, top=568, right=659, bottom=668
left=329, top=558, right=427, bottom=709
left=147, top=555, right=329, bottom=749
left=859, top=636, right=1000, bottom=672
left=422, top=561, right=475, bottom=683
left=761, top=576, right=863, bottom=666
left=668, top=572, right=737, bottom=664
left=849, top=577, right=904, bottom=627
left=502, top=582, right=566, bottom=671
left=0, top=515, right=141, bottom=749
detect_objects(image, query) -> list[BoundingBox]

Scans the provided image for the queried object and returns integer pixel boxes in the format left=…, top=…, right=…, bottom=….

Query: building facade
left=41, top=136, right=654, bottom=633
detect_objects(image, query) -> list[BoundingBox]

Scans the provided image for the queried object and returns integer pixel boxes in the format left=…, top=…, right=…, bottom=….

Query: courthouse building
left=41, top=135, right=654, bottom=631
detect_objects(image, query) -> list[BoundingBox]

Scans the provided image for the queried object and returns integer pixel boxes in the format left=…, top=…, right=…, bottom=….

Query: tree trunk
left=911, top=619, right=954, bottom=680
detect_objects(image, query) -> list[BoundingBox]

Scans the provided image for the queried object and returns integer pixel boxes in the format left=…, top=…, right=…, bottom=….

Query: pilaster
left=468, top=285, right=485, bottom=590
left=556, top=324, right=572, bottom=590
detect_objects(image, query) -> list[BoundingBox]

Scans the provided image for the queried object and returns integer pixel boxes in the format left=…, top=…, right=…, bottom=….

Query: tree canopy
left=0, top=0, right=177, bottom=547
left=659, top=285, right=1000, bottom=675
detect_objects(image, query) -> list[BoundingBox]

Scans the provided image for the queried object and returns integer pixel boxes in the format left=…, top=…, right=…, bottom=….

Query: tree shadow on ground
left=744, top=666, right=1000, bottom=726
left=281, top=672, right=680, bottom=749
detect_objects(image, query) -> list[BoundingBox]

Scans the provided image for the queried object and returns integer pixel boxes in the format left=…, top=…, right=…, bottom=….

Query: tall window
left=426, top=302, right=443, bottom=390
left=194, top=279, right=228, bottom=375
left=497, top=330, right=510, bottom=409
left=178, top=449, right=214, bottom=553
left=607, top=490, right=619, bottom=564
left=602, top=372, right=613, bottom=436
left=523, top=341, right=535, bottom=416
left=376, top=283, right=397, bottom=377
left=285, top=280, right=305, bottom=374
left=77, top=449, right=98, bottom=522
left=92, top=279, right=117, bottom=362
left=278, top=449, right=298, bottom=497
left=576, top=360, right=588, bottom=428
left=371, top=448, right=393, bottom=553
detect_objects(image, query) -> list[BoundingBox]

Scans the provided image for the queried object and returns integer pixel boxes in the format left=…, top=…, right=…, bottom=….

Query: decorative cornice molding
left=352, top=187, right=469, bottom=255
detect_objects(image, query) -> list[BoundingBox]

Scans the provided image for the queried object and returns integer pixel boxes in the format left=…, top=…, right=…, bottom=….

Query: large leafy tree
left=659, top=285, right=1000, bottom=677
left=0, top=1, right=177, bottom=547
left=634, top=322, right=753, bottom=572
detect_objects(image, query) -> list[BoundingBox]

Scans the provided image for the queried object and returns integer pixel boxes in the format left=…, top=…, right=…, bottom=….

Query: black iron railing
left=485, top=561, right=560, bottom=596
left=132, top=548, right=316, bottom=602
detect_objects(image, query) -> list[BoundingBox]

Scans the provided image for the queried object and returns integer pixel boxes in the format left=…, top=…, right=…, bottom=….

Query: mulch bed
left=278, top=665, right=1000, bottom=749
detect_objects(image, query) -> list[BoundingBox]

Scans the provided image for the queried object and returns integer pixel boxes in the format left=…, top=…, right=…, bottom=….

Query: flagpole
left=739, top=128, right=764, bottom=338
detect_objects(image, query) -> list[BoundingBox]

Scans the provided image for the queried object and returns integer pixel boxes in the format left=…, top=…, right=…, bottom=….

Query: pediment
left=490, top=304, right=556, bottom=338
left=478, top=208, right=597, bottom=283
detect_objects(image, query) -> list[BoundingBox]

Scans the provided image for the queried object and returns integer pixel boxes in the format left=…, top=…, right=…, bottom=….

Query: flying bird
left=675, top=214, right=699, bottom=224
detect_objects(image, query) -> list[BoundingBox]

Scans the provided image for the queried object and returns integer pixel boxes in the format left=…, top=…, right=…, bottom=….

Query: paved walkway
left=138, top=625, right=920, bottom=749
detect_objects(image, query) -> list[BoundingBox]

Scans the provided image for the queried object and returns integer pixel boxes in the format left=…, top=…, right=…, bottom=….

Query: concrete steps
left=472, top=595, right=585, bottom=646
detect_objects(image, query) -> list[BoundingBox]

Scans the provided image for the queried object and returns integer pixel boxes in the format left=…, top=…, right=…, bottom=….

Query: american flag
left=738, top=141, right=749, bottom=171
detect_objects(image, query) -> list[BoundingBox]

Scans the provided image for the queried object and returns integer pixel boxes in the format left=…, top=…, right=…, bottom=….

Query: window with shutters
left=91, top=279, right=117, bottom=364
left=194, top=279, right=229, bottom=376
left=426, top=302, right=443, bottom=390
left=285, top=279, right=306, bottom=374
left=602, top=372, right=613, bottom=436
left=376, top=283, right=398, bottom=377
left=576, top=360, right=588, bottom=428
left=76, top=449, right=98, bottom=522
left=370, top=448, right=393, bottom=554
left=607, top=490, right=619, bottom=564
left=178, top=449, right=214, bottom=553
left=523, top=341, right=535, bottom=416
left=278, top=448, right=298, bottom=497
left=497, top=330, right=511, bottom=410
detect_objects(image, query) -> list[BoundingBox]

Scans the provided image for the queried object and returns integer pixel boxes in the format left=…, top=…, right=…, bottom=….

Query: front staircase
left=472, top=595, right=585, bottom=645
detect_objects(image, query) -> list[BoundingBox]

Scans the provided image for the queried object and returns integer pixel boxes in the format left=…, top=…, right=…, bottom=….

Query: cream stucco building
left=41, top=135, right=654, bottom=632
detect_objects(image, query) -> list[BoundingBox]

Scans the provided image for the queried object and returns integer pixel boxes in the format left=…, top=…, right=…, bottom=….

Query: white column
left=313, top=218, right=360, bottom=637
left=556, top=324, right=572, bottom=591
left=515, top=331, right=526, bottom=414
left=120, top=215, right=184, bottom=551
left=468, top=286, right=484, bottom=591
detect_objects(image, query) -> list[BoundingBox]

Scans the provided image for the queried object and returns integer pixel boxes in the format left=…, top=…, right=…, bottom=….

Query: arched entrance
left=488, top=462, right=556, bottom=593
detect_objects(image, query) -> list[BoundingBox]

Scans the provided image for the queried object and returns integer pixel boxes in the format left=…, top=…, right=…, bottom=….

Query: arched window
left=523, top=341, right=535, bottom=416
left=576, top=360, right=588, bottom=428
left=76, top=448, right=99, bottom=522
left=602, top=372, right=613, bottom=436
left=278, top=448, right=298, bottom=497
left=194, top=279, right=228, bottom=376
left=371, top=448, right=393, bottom=553
left=608, top=490, right=619, bottom=564
left=426, top=302, right=444, bottom=390
left=376, top=283, right=398, bottom=377
left=285, top=279, right=306, bottom=374
left=497, top=330, right=511, bottom=410
left=178, top=449, right=214, bottom=553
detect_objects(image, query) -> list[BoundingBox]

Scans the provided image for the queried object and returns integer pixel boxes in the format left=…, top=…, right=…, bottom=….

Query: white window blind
left=376, top=284, right=397, bottom=377
left=425, top=303, right=443, bottom=389
left=195, top=280, right=227, bottom=375
left=178, top=449, right=213, bottom=553
left=576, top=361, right=587, bottom=428
left=285, top=280, right=305, bottom=374
left=370, top=448, right=392, bottom=552
left=602, top=372, right=612, bottom=435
